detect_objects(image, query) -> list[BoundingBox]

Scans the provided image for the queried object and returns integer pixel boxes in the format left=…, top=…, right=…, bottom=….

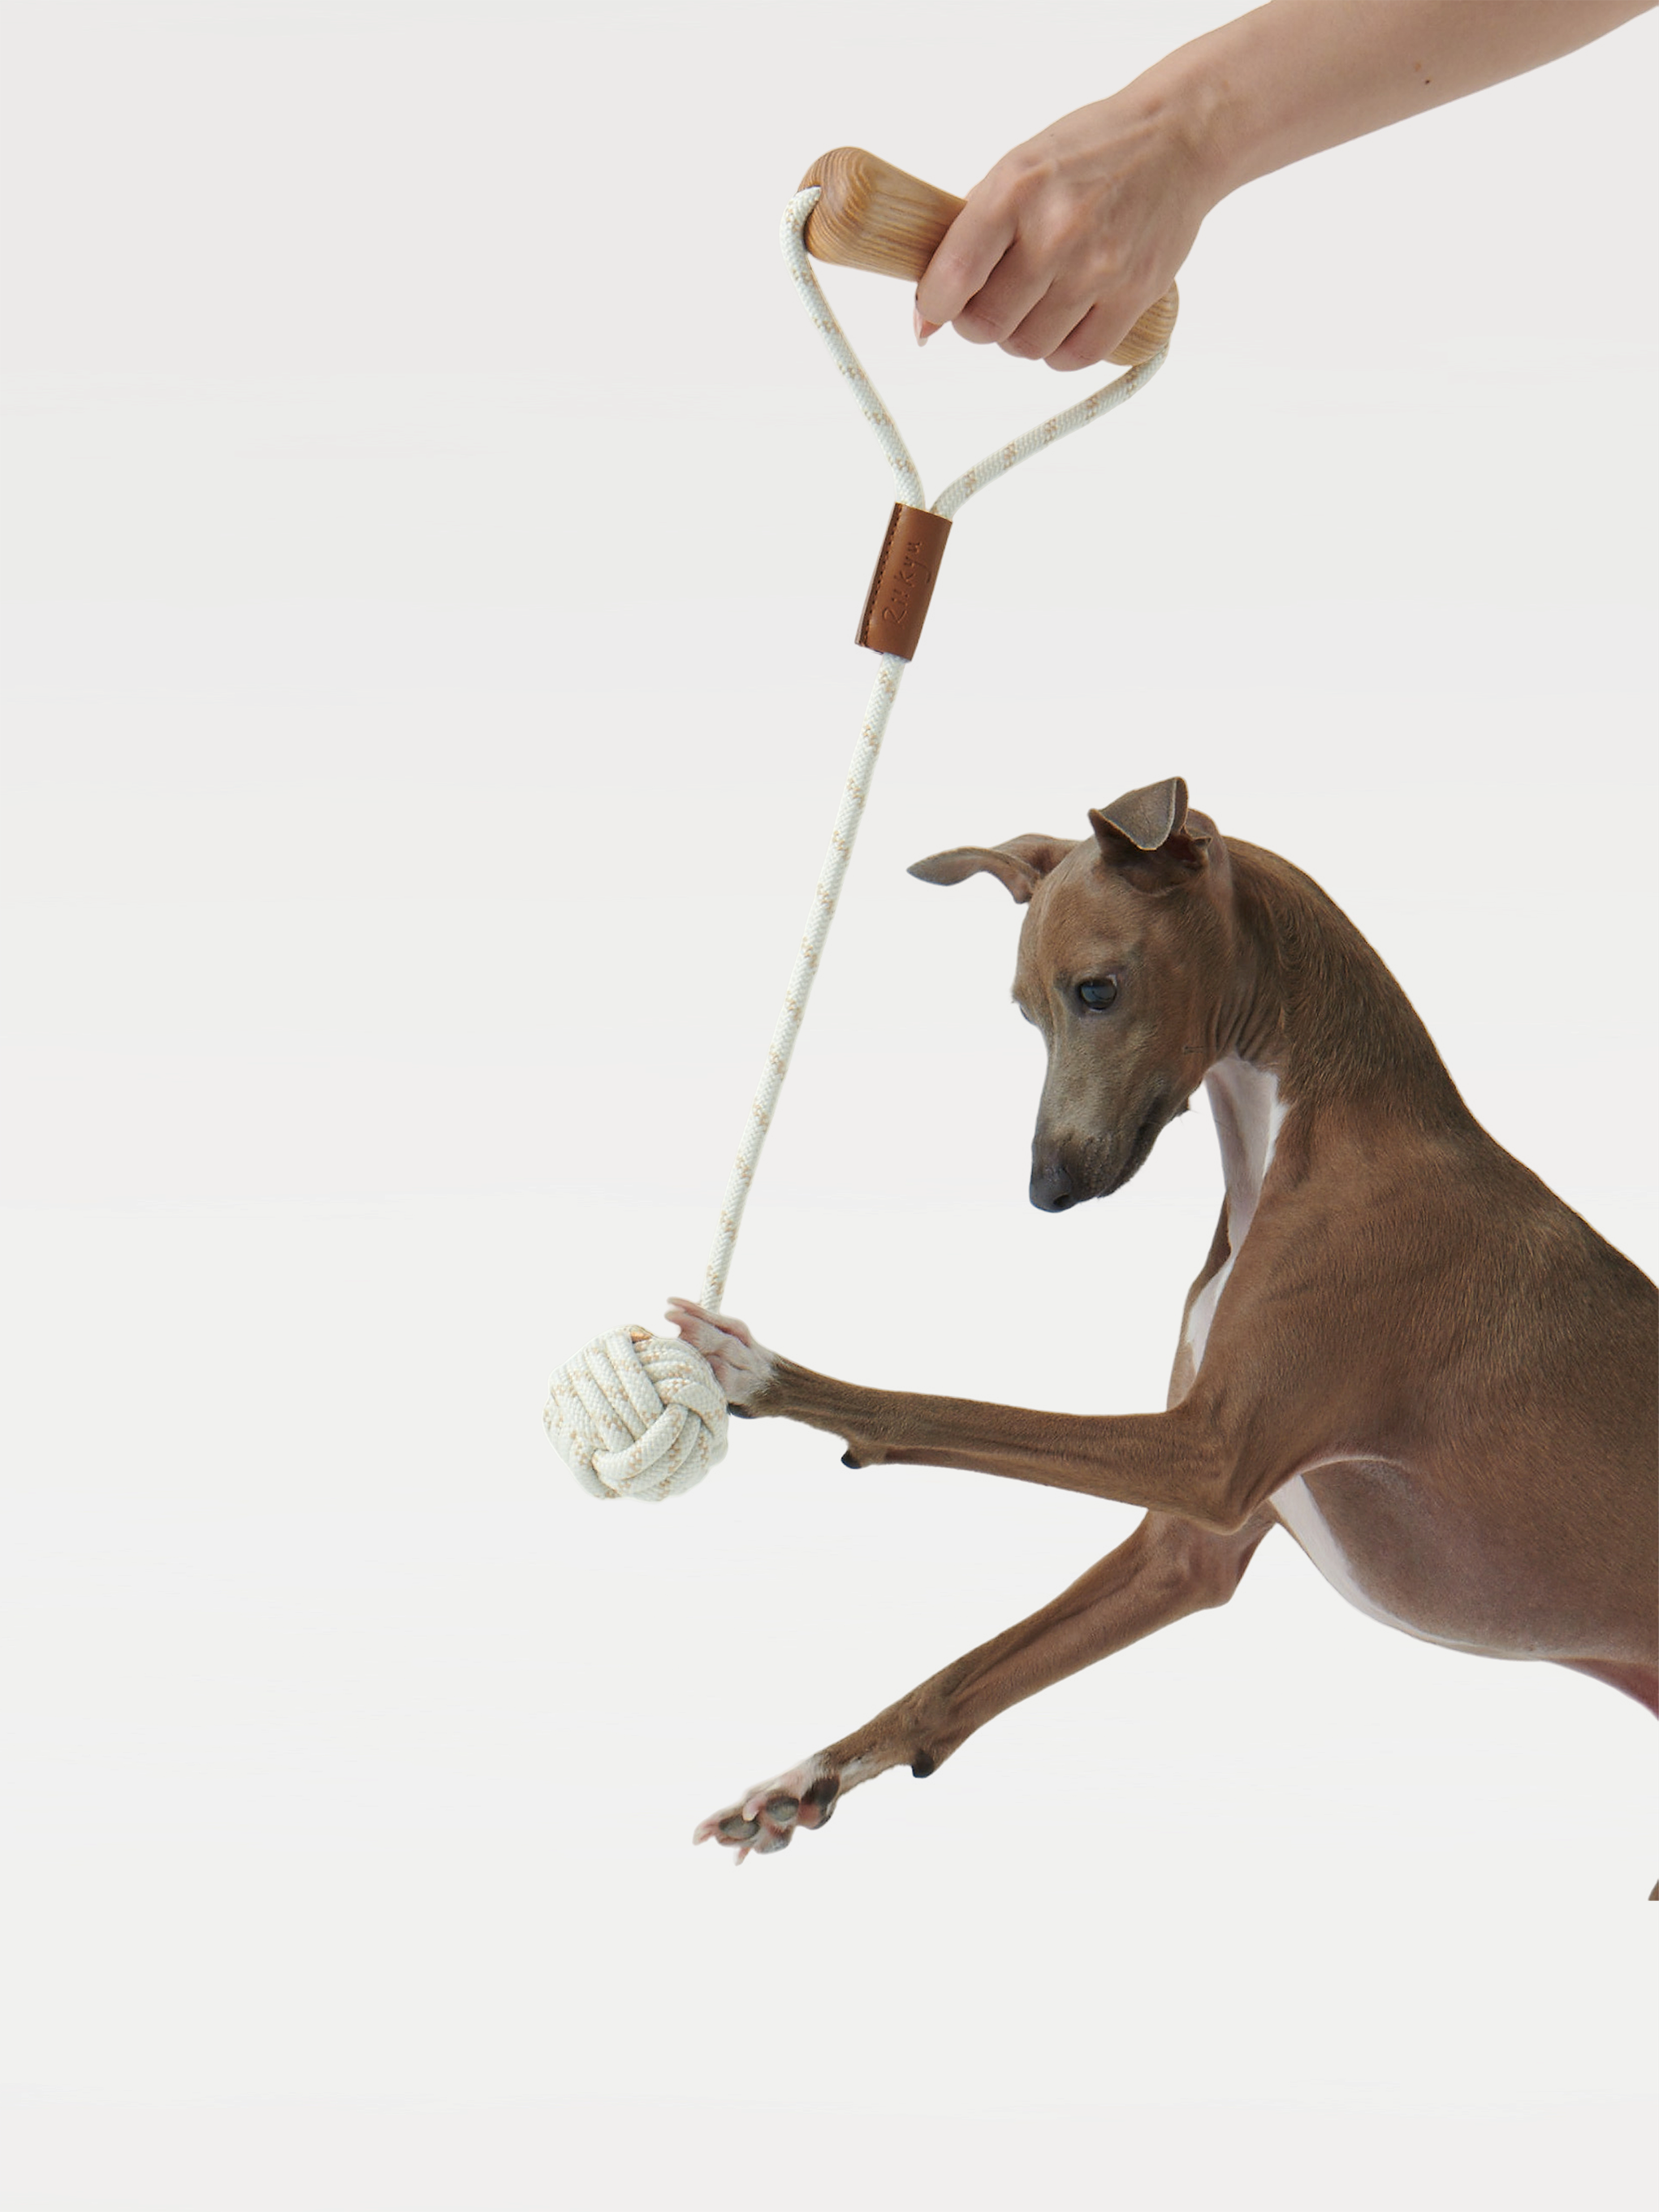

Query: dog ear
left=907, top=833, right=1074, bottom=905
left=1089, top=778, right=1211, bottom=893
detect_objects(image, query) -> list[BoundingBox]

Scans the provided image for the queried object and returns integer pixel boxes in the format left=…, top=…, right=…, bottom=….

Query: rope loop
left=546, top=187, right=1167, bottom=1498
left=699, top=195, right=1166, bottom=1315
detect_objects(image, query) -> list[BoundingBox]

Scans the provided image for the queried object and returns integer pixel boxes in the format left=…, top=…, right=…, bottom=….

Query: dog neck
left=1202, top=1055, right=1287, bottom=1243
left=1208, top=840, right=1471, bottom=1134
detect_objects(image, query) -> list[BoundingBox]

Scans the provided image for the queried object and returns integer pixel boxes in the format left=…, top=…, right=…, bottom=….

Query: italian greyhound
left=668, top=778, right=1657, bottom=1886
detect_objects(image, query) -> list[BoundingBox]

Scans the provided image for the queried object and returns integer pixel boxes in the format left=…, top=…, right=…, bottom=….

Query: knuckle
left=1046, top=205, right=1096, bottom=259
left=996, top=149, right=1053, bottom=205
left=953, top=306, right=1004, bottom=345
left=922, top=220, right=1001, bottom=313
left=927, top=244, right=979, bottom=291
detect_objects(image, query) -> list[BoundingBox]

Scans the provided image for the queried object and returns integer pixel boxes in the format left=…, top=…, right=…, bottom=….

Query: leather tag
left=856, top=503, right=951, bottom=659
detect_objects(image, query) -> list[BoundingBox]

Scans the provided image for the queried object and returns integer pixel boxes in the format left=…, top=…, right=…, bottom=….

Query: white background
left=2, top=2, right=1655, bottom=2206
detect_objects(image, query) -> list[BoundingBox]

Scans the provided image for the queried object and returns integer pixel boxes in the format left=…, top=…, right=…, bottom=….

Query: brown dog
left=669, top=778, right=1657, bottom=1885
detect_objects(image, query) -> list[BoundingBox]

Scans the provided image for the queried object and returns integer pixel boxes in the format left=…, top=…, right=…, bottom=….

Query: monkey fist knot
left=544, top=1325, right=728, bottom=1501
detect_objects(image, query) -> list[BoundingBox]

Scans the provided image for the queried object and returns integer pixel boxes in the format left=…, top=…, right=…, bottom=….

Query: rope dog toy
left=545, top=149, right=1177, bottom=1501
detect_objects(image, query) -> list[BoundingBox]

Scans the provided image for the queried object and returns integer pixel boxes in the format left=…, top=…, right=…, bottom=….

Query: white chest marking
left=1179, top=1063, right=1429, bottom=1639
left=1182, top=1057, right=1287, bottom=1371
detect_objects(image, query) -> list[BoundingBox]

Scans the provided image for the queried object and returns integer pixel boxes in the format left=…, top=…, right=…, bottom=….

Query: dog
left=668, top=777, right=1657, bottom=1886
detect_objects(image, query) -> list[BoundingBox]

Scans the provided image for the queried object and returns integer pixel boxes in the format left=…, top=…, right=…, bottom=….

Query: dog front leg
left=667, top=1302, right=1248, bottom=1533
left=692, top=1510, right=1272, bottom=1861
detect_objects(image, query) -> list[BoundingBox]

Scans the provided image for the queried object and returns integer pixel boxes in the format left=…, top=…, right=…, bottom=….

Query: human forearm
left=916, top=0, right=1657, bottom=369
left=1161, top=0, right=1658, bottom=202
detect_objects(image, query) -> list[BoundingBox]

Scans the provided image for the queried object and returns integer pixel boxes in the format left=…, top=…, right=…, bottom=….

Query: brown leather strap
left=855, top=503, right=951, bottom=659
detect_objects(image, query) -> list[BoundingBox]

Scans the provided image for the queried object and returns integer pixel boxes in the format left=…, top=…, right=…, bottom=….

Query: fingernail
left=913, top=300, right=931, bottom=347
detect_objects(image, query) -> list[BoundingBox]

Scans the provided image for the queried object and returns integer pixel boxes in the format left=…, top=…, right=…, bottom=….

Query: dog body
left=671, top=780, right=1657, bottom=1873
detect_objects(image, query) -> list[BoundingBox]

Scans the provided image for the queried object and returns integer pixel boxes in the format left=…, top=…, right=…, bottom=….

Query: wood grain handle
left=799, top=146, right=1177, bottom=369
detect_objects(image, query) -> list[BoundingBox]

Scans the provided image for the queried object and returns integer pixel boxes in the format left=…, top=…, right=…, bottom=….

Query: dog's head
left=909, top=778, right=1233, bottom=1211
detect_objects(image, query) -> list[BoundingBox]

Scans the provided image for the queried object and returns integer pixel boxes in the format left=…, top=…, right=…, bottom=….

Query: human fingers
left=1001, top=283, right=1103, bottom=365
left=945, top=238, right=1055, bottom=350
left=914, top=190, right=1016, bottom=334
left=1040, top=294, right=1151, bottom=372
left=914, top=89, right=1212, bottom=369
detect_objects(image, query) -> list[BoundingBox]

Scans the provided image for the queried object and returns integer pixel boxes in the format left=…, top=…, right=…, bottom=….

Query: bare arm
left=917, top=0, right=1657, bottom=368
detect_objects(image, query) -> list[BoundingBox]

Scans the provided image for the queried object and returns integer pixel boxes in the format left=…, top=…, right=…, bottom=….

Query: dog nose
left=1030, top=1160, right=1076, bottom=1212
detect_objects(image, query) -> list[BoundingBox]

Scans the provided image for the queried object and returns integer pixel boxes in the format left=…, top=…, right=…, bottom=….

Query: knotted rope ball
left=544, top=1326, right=728, bottom=1502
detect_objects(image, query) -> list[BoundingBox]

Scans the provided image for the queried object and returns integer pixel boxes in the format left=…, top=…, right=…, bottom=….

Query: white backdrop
left=2, top=3, right=1655, bottom=2206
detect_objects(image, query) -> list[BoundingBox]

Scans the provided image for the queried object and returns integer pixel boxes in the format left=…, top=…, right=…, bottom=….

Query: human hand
left=914, top=88, right=1218, bottom=370
left=914, top=0, right=1659, bottom=371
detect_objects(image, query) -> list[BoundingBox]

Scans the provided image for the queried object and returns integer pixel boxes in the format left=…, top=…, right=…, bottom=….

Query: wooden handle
left=799, top=146, right=1177, bottom=369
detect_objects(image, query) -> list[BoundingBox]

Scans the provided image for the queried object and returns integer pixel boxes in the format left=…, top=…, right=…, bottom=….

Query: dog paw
left=692, top=1759, right=840, bottom=1864
left=665, top=1299, right=776, bottom=1407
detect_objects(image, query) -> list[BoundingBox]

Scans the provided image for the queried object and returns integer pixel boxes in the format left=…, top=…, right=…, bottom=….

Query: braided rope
left=701, top=190, right=1165, bottom=1310
left=778, top=189, right=925, bottom=508
left=546, top=187, right=1167, bottom=1497
left=701, top=646, right=904, bottom=1311
left=932, top=347, right=1165, bottom=520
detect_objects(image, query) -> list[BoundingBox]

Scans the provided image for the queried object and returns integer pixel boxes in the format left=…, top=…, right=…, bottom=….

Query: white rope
left=932, top=347, right=1165, bottom=521
left=547, top=1326, right=728, bottom=1504
left=545, top=185, right=1167, bottom=1498
left=701, top=646, right=904, bottom=1312
left=779, top=190, right=925, bottom=508
left=702, top=192, right=1166, bottom=1311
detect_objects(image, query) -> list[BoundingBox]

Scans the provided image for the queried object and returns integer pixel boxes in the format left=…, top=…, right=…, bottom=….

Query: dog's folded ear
left=1090, top=777, right=1212, bottom=893
left=907, top=833, right=1074, bottom=905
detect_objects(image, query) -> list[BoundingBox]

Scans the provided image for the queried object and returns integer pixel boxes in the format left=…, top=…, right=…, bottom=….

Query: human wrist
left=1128, top=19, right=1262, bottom=214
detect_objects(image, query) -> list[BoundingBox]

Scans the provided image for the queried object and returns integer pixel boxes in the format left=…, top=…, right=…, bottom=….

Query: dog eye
left=1078, top=979, right=1118, bottom=1010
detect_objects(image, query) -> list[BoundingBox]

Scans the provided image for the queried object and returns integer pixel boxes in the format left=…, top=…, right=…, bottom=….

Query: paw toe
left=798, top=1774, right=839, bottom=1827
left=698, top=1760, right=838, bottom=1862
